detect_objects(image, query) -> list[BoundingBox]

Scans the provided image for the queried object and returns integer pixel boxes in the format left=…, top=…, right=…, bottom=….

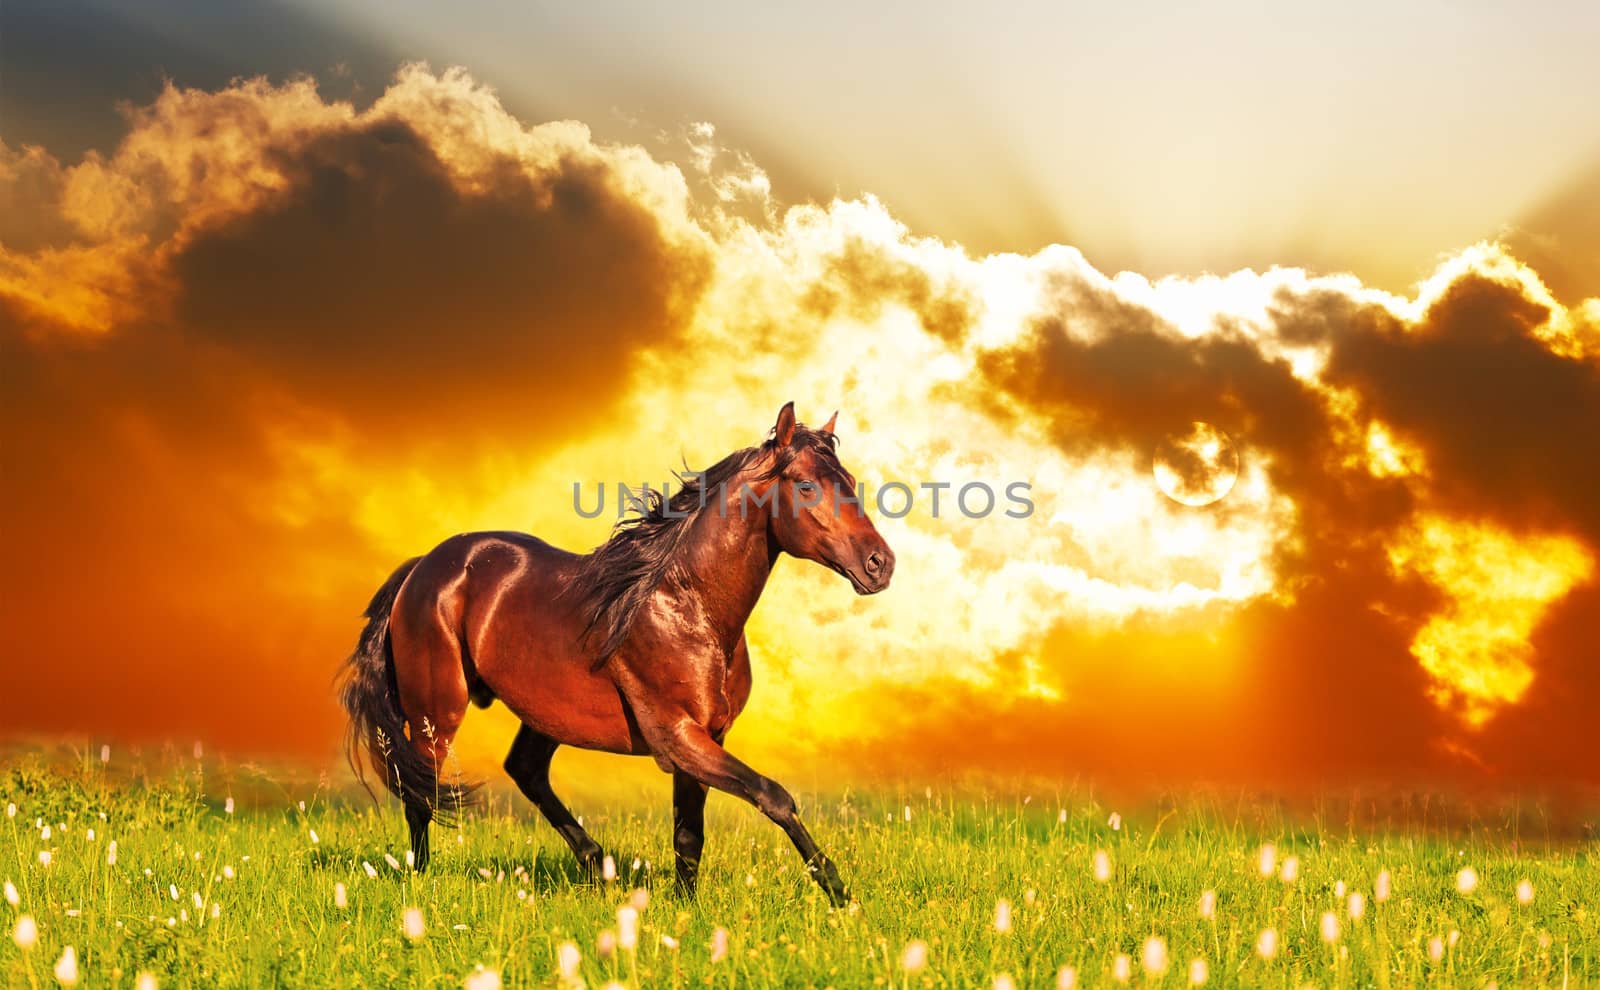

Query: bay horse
left=339, top=403, right=893, bottom=904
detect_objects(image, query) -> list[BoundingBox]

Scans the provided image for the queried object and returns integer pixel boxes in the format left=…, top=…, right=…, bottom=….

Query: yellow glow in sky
left=1389, top=515, right=1594, bottom=725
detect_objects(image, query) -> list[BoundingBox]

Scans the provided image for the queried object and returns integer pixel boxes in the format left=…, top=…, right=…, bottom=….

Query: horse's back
left=398, top=529, right=569, bottom=591
left=424, top=529, right=579, bottom=571
left=396, top=528, right=583, bottom=653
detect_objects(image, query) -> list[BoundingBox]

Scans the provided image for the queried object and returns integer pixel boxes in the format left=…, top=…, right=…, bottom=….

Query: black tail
left=339, top=557, right=476, bottom=826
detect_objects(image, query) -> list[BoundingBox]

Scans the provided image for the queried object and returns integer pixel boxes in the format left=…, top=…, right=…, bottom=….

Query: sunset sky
left=3, top=0, right=1599, bottom=789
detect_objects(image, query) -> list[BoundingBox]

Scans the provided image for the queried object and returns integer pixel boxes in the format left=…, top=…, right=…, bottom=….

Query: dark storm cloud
left=171, top=118, right=709, bottom=431
left=978, top=277, right=1418, bottom=569
left=1318, top=273, right=1600, bottom=541
left=1, top=68, right=714, bottom=443
left=979, top=313, right=1322, bottom=463
left=972, top=258, right=1600, bottom=573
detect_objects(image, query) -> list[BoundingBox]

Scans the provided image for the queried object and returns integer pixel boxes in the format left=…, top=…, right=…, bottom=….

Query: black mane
left=572, top=426, right=839, bottom=662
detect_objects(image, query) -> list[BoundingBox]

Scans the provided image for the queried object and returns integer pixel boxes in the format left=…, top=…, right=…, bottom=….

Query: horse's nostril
left=865, top=551, right=884, bottom=575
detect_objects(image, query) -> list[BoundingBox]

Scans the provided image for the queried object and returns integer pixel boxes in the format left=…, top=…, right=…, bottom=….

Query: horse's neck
left=676, top=477, right=777, bottom=649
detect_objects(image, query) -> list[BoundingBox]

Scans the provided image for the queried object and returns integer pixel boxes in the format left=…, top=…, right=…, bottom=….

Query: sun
left=1153, top=422, right=1240, bottom=507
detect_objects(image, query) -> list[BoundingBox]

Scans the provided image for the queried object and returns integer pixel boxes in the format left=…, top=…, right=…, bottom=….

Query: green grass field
left=2, top=750, right=1595, bottom=988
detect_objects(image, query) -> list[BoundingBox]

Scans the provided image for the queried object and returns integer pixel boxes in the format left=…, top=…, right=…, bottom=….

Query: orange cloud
left=3, top=66, right=1598, bottom=788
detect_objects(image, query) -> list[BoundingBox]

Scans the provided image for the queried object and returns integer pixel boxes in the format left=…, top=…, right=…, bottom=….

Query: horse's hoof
left=806, top=858, right=851, bottom=907
left=576, top=851, right=606, bottom=882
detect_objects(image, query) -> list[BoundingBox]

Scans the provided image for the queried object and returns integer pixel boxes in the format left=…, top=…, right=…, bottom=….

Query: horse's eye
left=797, top=481, right=817, bottom=495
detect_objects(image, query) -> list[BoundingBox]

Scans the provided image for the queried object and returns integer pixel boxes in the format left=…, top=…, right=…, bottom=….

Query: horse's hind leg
left=390, top=579, right=472, bottom=874
left=403, top=723, right=465, bottom=872
left=405, top=800, right=432, bottom=871
left=504, top=726, right=605, bottom=875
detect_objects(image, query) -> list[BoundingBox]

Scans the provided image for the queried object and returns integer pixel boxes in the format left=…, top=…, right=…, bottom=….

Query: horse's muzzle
left=854, top=544, right=895, bottom=594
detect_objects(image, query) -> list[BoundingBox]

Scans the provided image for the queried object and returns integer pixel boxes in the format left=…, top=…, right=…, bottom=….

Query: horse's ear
left=820, top=410, right=838, bottom=435
left=773, top=401, right=797, bottom=446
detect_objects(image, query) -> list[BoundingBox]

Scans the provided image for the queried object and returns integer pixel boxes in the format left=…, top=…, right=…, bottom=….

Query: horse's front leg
left=659, top=722, right=848, bottom=905
left=672, top=769, right=709, bottom=896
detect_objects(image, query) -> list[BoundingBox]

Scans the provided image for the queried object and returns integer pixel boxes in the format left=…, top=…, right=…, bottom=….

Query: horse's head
left=760, top=401, right=895, bottom=595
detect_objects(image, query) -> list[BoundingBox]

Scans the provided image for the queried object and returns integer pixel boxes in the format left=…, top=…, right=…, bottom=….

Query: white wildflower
left=13, top=915, right=38, bottom=951
left=401, top=906, right=425, bottom=941
left=900, top=938, right=927, bottom=973
left=1141, top=935, right=1169, bottom=975
left=54, top=945, right=79, bottom=986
